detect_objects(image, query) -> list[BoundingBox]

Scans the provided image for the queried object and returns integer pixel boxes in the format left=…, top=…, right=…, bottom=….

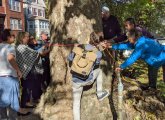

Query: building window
left=48, top=23, right=49, bottom=28
left=47, top=23, right=49, bottom=29
left=43, top=11, right=45, bottom=17
left=32, top=0, right=37, bottom=3
left=38, top=9, right=42, bottom=16
left=45, top=23, right=47, bottom=29
left=40, top=22, right=42, bottom=28
left=29, top=21, right=34, bottom=29
left=28, top=7, right=32, bottom=14
left=9, top=0, right=21, bottom=12
left=38, top=9, right=45, bottom=17
left=10, top=18, right=22, bottom=30
left=42, top=22, right=44, bottom=29
left=0, top=0, right=2, bottom=6
left=32, top=8, right=37, bottom=16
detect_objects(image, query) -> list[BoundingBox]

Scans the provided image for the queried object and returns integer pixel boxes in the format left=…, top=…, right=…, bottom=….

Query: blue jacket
left=68, top=44, right=102, bottom=83
left=112, top=36, right=165, bottom=69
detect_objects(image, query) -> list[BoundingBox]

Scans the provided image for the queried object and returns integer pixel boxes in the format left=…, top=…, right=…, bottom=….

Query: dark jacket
left=102, top=15, right=121, bottom=40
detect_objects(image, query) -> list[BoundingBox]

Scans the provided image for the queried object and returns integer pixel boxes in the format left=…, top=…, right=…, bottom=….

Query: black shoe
left=141, top=85, right=156, bottom=91
left=17, top=112, right=31, bottom=116
left=141, top=85, right=149, bottom=90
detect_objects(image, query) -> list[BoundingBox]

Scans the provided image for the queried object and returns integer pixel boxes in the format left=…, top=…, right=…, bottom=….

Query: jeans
left=72, top=69, right=103, bottom=120
left=148, top=65, right=159, bottom=88
left=0, top=77, right=20, bottom=112
left=163, top=65, right=165, bottom=83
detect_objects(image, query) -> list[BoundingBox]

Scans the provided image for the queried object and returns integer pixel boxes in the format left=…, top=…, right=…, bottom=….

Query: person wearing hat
left=102, top=6, right=121, bottom=42
left=102, top=6, right=122, bottom=65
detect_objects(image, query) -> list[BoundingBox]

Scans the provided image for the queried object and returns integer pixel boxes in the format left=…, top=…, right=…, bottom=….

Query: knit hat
left=102, top=6, right=109, bottom=13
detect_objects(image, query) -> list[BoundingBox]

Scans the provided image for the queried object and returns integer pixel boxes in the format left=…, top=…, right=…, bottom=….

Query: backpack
left=70, top=45, right=98, bottom=80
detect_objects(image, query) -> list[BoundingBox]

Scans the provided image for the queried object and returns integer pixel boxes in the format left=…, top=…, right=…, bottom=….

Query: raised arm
left=68, top=52, right=75, bottom=62
left=112, top=42, right=134, bottom=50
left=120, top=43, right=146, bottom=69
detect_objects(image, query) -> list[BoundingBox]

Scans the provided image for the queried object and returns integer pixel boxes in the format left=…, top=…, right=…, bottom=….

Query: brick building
left=0, top=0, right=25, bottom=36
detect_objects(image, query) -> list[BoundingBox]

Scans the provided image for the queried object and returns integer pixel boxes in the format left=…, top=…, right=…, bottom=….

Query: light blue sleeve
left=7, top=45, right=16, bottom=57
left=68, top=52, right=75, bottom=61
left=112, top=42, right=134, bottom=50
left=96, top=51, right=102, bottom=64
left=120, top=42, right=146, bottom=69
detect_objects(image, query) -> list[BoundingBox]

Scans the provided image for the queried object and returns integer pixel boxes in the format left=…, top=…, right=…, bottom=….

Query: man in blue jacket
left=111, top=30, right=165, bottom=89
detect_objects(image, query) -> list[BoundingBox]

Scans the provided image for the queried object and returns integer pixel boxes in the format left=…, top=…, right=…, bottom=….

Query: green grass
left=119, top=59, right=165, bottom=99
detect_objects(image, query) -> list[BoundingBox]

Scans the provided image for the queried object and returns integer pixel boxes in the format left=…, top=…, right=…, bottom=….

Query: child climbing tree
left=35, top=0, right=113, bottom=120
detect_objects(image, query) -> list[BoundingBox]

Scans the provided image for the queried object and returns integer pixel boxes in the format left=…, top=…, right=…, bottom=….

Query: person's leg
left=45, top=65, right=51, bottom=87
left=148, top=65, right=159, bottom=89
left=42, top=58, right=50, bottom=89
left=0, top=107, right=7, bottom=120
left=32, top=72, right=42, bottom=101
left=162, top=65, right=165, bottom=83
left=72, top=83, right=83, bottom=120
left=7, top=107, right=17, bottom=120
left=10, top=77, right=20, bottom=112
left=93, top=69, right=103, bottom=97
left=21, top=79, right=31, bottom=108
left=93, top=69, right=109, bottom=101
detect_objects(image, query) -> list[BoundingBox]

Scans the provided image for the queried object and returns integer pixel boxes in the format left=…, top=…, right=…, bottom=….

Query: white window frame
left=10, top=18, right=22, bottom=30
left=40, top=22, right=42, bottom=28
left=29, top=21, right=34, bottom=29
left=32, top=0, right=37, bottom=3
left=28, top=7, right=32, bottom=15
left=32, top=8, right=38, bottom=16
left=9, top=0, right=21, bottom=12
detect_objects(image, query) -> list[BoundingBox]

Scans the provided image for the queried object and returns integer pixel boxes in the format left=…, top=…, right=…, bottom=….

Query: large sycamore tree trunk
left=35, top=0, right=113, bottom=120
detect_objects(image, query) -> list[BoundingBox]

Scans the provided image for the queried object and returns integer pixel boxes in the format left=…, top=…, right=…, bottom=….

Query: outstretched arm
left=112, top=42, right=134, bottom=50
left=120, top=43, right=146, bottom=69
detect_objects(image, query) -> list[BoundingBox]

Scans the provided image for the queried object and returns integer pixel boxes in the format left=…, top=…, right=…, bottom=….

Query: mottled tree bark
left=35, top=1, right=113, bottom=120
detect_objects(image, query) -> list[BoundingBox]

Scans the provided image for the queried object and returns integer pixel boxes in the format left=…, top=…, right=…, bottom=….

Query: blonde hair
left=15, top=32, right=29, bottom=45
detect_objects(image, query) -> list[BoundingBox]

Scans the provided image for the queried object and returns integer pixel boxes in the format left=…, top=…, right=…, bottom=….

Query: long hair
left=1, top=29, right=11, bottom=41
left=15, top=32, right=29, bottom=45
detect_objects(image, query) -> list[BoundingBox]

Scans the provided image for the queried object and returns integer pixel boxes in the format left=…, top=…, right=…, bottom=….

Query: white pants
left=72, top=69, right=103, bottom=120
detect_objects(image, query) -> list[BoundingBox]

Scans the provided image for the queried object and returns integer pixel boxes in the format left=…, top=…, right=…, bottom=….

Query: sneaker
left=98, top=90, right=110, bottom=101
